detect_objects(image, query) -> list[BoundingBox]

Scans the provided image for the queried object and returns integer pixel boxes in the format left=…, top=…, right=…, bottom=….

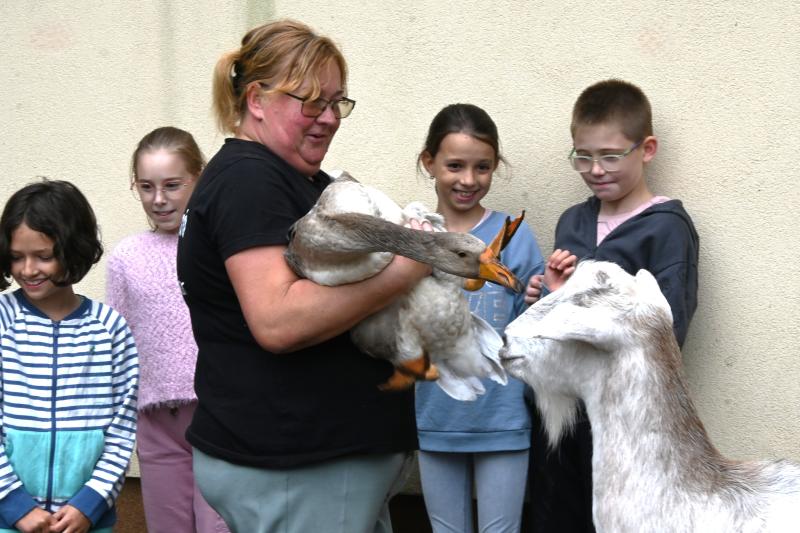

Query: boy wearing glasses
left=525, top=79, right=699, bottom=532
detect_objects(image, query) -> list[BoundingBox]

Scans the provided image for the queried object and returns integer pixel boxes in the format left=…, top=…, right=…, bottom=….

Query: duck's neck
left=327, top=212, right=475, bottom=277
left=329, top=212, right=440, bottom=261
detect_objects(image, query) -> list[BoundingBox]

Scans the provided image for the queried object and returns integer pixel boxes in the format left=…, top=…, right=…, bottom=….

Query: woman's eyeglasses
left=259, top=83, right=356, bottom=119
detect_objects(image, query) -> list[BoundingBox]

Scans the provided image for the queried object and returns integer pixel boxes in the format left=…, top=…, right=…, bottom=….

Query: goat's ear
left=634, top=269, right=672, bottom=318
left=634, top=268, right=659, bottom=297
left=532, top=303, right=620, bottom=350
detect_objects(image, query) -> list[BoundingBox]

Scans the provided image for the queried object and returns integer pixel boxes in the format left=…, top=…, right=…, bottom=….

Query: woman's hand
left=405, top=217, right=435, bottom=232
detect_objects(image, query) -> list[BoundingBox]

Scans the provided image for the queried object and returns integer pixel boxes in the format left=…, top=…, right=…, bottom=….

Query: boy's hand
left=49, top=505, right=90, bottom=533
left=543, top=249, right=578, bottom=292
left=524, top=274, right=545, bottom=305
left=525, top=249, right=578, bottom=306
left=15, top=508, right=54, bottom=533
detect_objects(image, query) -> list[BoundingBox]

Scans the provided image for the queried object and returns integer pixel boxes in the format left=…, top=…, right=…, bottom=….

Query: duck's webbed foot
left=378, top=370, right=417, bottom=392
left=422, top=363, right=439, bottom=381
left=378, top=354, right=439, bottom=392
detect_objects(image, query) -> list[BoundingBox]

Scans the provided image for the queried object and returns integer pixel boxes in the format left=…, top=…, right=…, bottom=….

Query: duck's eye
left=457, top=251, right=467, bottom=258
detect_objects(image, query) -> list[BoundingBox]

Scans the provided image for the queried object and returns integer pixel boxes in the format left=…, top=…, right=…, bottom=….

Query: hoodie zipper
left=45, top=321, right=59, bottom=511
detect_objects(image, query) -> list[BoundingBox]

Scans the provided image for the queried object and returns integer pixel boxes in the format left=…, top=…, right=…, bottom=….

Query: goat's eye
left=571, top=294, right=592, bottom=307
left=571, top=287, right=610, bottom=308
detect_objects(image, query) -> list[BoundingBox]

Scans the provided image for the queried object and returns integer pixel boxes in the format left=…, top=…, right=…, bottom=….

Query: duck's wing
left=471, top=314, right=508, bottom=386
left=417, top=300, right=506, bottom=398
left=435, top=365, right=486, bottom=401
left=350, top=301, right=402, bottom=360
left=349, top=269, right=509, bottom=399
left=396, top=275, right=508, bottom=400
left=351, top=298, right=439, bottom=392
left=431, top=315, right=507, bottom=393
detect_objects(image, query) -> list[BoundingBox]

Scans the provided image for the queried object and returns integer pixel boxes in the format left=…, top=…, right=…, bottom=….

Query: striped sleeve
left=69, top=303, right=139, bottom=524
left=0, top=294, right=38, bottom=525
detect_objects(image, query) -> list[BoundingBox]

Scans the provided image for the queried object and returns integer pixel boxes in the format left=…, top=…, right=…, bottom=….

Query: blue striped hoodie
left=0, top=290, right=138, bottom=530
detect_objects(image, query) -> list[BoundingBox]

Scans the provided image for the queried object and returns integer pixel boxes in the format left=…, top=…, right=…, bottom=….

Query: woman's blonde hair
left=212, top=19, right=348, bottom=134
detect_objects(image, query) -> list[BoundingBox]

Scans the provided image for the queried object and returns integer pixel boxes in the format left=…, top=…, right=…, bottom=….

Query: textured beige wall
left=2, top=0, right=799, bottom=469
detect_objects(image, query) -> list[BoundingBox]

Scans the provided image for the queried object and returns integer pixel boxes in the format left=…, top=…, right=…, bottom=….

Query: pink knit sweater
left=106, top=231, right=198, bottom=411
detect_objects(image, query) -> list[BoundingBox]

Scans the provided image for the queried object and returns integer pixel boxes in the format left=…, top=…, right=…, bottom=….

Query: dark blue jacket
left=555, top=196, right=699, bottom=347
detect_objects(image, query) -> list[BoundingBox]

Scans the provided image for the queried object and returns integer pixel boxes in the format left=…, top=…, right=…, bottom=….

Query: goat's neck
left=583, top=342, right=723, bottom=516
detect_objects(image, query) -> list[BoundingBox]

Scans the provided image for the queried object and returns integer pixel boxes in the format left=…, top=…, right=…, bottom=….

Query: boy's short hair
left=0, top=179, right=103, bottom=291
left=571, top=79, right=653, bottom=142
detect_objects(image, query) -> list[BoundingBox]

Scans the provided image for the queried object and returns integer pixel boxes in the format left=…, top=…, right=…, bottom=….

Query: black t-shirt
left=177, top=138, right=417, bottom=468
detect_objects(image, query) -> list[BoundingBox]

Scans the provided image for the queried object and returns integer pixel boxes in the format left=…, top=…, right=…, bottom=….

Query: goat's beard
left=534, top=391, right=580, bottom=448
left=502, top=338, right=584, bottom=447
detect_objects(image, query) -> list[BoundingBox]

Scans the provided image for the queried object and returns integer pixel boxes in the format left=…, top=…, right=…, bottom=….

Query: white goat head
left=501, top=260, right=675, bottom=445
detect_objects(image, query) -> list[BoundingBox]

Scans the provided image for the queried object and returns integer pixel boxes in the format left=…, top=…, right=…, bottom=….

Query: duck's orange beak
left=473, top=248, right=523, bottom=292
left=464, top=212, right=525, bottom=293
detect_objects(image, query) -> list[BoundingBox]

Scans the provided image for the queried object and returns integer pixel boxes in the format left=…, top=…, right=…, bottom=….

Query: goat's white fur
left=501, top=260, right=800, bottom=533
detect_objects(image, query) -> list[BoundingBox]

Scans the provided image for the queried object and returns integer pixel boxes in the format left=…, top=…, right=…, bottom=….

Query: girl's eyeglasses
left=131, top=179, right=191, bottom=200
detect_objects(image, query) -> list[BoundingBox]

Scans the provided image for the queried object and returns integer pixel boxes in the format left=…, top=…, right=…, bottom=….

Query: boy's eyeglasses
left=568, top=140, right=643, bottom=173
left=131, top=180, right=191, bottom=200
left=259, top=83, right=356, bottom=119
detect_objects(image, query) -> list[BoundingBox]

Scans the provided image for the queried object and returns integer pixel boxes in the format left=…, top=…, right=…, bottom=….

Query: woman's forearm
left=226, top=245, right=430, bottom=353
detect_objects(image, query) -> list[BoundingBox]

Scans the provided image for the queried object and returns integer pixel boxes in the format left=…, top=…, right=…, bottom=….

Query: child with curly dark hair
left=0, top=179, right=138, bottom=533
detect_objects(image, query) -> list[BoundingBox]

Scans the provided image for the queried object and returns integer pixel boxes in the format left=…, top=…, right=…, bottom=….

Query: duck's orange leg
left=378, top=370, right=418, bottom=392
left=378, top=353, right=439, bottom=392
left=423, top=363, right=439, bottom=381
